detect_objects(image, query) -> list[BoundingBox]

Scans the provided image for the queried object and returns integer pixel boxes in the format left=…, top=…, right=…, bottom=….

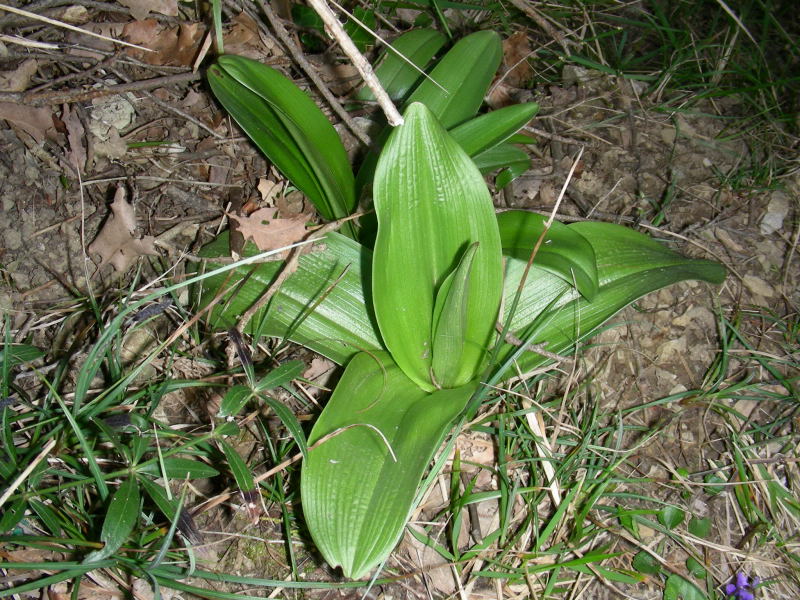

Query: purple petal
left=740, top=592, right=754, bottom=600
left=724, top=583, right=737, bottom=594
left=736, top=572, right=749, bottom=587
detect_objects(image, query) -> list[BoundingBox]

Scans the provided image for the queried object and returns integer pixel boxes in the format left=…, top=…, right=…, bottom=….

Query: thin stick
left=0, top=4, right=153, bottom=52
left=0, top=71, right=202, bottom=107
left=0, top=438, right=57, bottom=509
left=305, top=0, right=403, bottom=126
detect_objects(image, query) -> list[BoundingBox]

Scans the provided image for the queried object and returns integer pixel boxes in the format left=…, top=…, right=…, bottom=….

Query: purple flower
left=724, top=572, right=760, bottom=600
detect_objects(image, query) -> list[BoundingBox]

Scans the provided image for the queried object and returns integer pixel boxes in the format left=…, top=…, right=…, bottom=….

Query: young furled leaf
left=372, top=103, right=503, bottom=391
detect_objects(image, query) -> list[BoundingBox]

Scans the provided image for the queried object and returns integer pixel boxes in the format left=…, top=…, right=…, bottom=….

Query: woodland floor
left=0, top=1, right=798, bottom=599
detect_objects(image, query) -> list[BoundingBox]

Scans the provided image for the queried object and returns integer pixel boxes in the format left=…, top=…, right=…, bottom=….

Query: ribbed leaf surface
left=372, top=103, right=503, bottom=390
left=301, top=351, right=474, bottom=578
left=195, top=232, right=380, bottom=365
left=355, top=29, right=447, bottom=102
left=404, top=31, right=502, bottom=128
left=497, top=220, right=726, bottom=372
left=208, top=56, right=355, bottom=222
left=497, top=210, right=598, bottom=300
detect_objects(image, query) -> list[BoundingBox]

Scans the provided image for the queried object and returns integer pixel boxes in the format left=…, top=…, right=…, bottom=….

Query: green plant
left=200, top=30, right=726, bottom=578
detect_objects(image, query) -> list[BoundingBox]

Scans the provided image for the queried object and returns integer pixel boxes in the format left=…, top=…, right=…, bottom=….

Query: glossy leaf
left=254, top=359, right=305, bottom=392
left=218, top=385, right=252, bottom=419
left=195, top=231, right=381, bottom=365
left=301, top=351, right=474, bottom=578
left=257, top=392, right=308, bottom=458
left=0, top=343, right=44, bottom=368
left=449, top=103, right=539, bottom=157
left=405, top=31, right=502, bottom=128
left=140, top=477, right=179, bottom=520
left=372, top=103, right=502, bottom=390
left=497, top=210, right=598, bottom=300
left=497, top=220, right=726, bottom=373
left=431, top=242, right=478, bottom=388
left=355, top=29, right=447, bottom=102
left=83, top=477, right=140, bottom=562
left=208, top=56, right=355, bottom=223
left=472, top=143, right=531, bottom=186
left=137, top=458, right=219, bottom=479
left=219, top=439, right=256, bottom=494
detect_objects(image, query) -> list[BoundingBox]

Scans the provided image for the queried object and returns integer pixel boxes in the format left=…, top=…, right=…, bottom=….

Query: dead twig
left=247, top=0, right=372, bottom=146
left=0, top=71, right=202, bottom=106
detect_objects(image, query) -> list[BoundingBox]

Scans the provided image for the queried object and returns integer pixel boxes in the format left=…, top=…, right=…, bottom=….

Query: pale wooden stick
left=305, top=0, right=403, bottom=126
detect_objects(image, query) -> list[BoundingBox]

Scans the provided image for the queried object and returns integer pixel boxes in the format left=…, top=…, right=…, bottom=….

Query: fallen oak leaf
left=89, top=187, right=158, bottom=272
left=0, top=101, right=55, bottom=143
left=228, top=207, right=309, bottom=259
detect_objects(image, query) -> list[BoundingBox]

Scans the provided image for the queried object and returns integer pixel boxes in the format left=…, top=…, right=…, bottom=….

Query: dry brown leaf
left=502, top=31, right=533, bottom=88
left=0, top=101, right=54, bottom=142
left=229, top=207, right=308, bottom=258
left=0, top=58, right=38, bottom=92
left=61, top=103, right=86, bottom=172
left=118, top=0, right=178, bottom=21
left=89, top=187, right=158, bottom=272
left=122, top=20, right=205, bottom=66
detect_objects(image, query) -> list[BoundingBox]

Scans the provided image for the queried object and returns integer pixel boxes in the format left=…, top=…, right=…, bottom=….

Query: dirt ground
left=0, top=2, right=798, bottom=599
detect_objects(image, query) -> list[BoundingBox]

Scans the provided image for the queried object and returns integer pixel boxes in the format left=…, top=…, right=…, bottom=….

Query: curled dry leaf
left=502, top=31, right=533, bottom=88
left=122, top=20, right=205, bottom=66
left=60, top=104, right=86, bottom=172
left=0, top=102, right=54, bottom=143
left=0, top=58, right=38, bottom=92
left=228, top=207, right=309, bottom=259
left=89, top=187, right=158, bottom=272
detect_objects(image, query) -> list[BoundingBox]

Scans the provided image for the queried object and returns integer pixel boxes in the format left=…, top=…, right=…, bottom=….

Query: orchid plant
left=199, top=30, right=726, bottom=578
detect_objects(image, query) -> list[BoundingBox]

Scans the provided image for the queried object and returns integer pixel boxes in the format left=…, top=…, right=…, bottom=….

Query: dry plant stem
left=0, top=3, right=152, bottom=52
left=0, top=71, right=202, bottom=106
left=305, top=0, right=403, bottom=127
left=249, top=0, right=371, bottom=146
left=0, top=439, right=57, bottom=509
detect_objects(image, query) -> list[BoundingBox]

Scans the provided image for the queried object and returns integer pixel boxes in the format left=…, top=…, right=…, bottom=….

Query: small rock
left=759, top=190, right=790, bottom=235
left=742, top=274, right=775, bottom=298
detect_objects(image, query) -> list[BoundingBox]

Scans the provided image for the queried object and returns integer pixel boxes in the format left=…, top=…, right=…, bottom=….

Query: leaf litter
left=88, top=187, right=158, bottom=272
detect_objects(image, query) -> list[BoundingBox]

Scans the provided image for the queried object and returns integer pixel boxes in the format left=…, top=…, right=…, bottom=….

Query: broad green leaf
left=343, top=7, right=377, bottom=53
left=0, top=343, right=44, bottom=368
left=688, top=516, right=711, bottom=538
left=405, top=31, right=502, bottom=128
left=472, top=143, right=531, bottom=185
left=140, top=478, right=179, bottom=520
left=372, top=103, right=502, bottom=390
left=449, top=103, right=539, bottom=157
left=257, top=392, right=308, bottom=457
left=658, top=505, right=685, bottom=529
left=0, top=498, right=26, bottom=533
left=663, top=574, right=706, bottom=600
left=301, top=351, right=475, bottom=579
left=632, top=550, right=662, bottom=575
left=208, top=56, right=355, bottom=224
left=431, top=242, right=478, bottom=388
left=356, top=29, right=447, bottom=102
left=83, top=477, right=140, bottom=562
left=497, top=221, right=726, bottom=373
left=255, top=359, right=305, bottom=392
left=497, top=210, right=598, bottom=300
left=219, top=439, right=256, bottom=494
left=218, top=385, right=252, bottom=419
left=137, top=458, right=219, bottom=479
left=195, top=231, right=381, bottom=365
